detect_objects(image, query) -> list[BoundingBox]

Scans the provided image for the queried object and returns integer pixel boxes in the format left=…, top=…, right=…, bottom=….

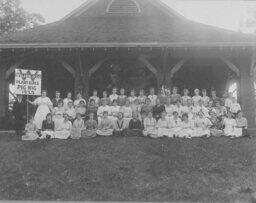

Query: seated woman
left=128, top=89, right=137, bottom=105
left=121, top=100, right=133, bottom=127
left=117, top=88, right=127, bottom=106
left=100, top=91, right=111, bottom=106
left=71, top=113, right=84, bottom=139
left=125, top=111, right=143, bottom=136
left=169, top=111, right=182, bottom=137
left=82, top=112, right=98, bottom=138
left=65, top=101, right=76, bottom=122
left=96, top=111, right=113, bottom=136
left=193, top=110, right=211, bottom=137
left=156, top=111, right=170, bottom=138
left=89, top=89, right=100, bottom=107
left=97, top=99, right=111, bottom=125
left=110, top=99, right=120, bottom=122
left=153, top=98, right=165, bottom=121
left=209, top=111, right=224, bottom=137
left=223, top=111, right=239, bottom=138
left=214, top=101, right=227, bottom=118
left=177, top=113, right=194, bottom=138
left=52, top=100, right=65, bottom=130
left=143, top=111, right=157, bottom=138
left=235, top=110, right=249, bottom=137
left=113, top=112, right=126, bottom=136
left=140, top=98, right=153, bottom=121
left=87, top=99, right=98, bottom=120
left=181, top=88, right=191, bottom=106
left=54, top=113, right=72, bottom=139
left=40, top=113, right=55, bottom=139
left=75, top=100, right=87, bottom=119
left=22, top=116, right=39, bottom=141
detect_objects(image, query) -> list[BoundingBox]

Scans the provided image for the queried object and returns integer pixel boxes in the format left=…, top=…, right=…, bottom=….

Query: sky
left=20, top=0, right=256, bottom=33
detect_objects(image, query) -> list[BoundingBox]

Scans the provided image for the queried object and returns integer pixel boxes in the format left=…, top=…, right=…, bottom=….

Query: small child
left=143, top=112, right=157, bottom=138
left=113, top=112, right=126, bottom=136
left=82, top=113, right=98, bottom=138
left=156, top=111, right=170, bottom=137
left=96, top=111, right=113, bottom=136
left=125, top=111, right=143, bottom=136
left=71, top=113, right=84, bottom=139
left=22, top=116, right=39, bottom=141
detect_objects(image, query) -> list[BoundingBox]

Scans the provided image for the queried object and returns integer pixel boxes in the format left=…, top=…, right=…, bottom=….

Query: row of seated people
left=22, top=106, right=248, bottom=141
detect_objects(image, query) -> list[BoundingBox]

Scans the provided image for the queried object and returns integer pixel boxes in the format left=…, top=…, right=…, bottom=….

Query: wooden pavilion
left=0, top=0, right=256, bottom=127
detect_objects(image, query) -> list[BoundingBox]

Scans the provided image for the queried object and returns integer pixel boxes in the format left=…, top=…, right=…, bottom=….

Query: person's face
left=67, top=93, right=72, bottom=98
left=93, top=91, right=97, bottom=96
left=103, top=113, right=108, bottom=118
left=102, top=100, right=107, bottom=106
left=148, top=112, right=153, bottom=118
left=120, top=89, right=125, bottom=95
left=29, top=118, right=34, bottom=123
left=146, top=99, right=150, bottom=105
left=125, top=101, right=130, bottom=106
left=76, top=114, right=81, bottom=119
left=63, top=114, right=68, bottom=120
left=131, top=91, right=135, bottom=97
left=216, top=102, right=220, bottom=107
left=68, top=102, right=73, bottom=108
left=42, top=91, right=47, bottom=97
left=139, top=90, right=144, bottom=96
left=173, top=88, right=177, bottom=94
left=150, top=89, right=155, bottom=95
left=202, top=91, right=206, bottom=96
left=113, top=88, right=117, bottom=94
left=56, top=92, right=60, bottom=98
left=80, top=101, right=85, bottom=106
left=212, top=91, right=216, bottom=97
left=103, top=92, right=107, bottom=97
left=132, top=112, right=138, bottom=119
left=184, top=90, right=188, bottom=95
left=227, top=112, right=232, bottom=118
left=173, top=112, right=178, bottom=118
left=161, top=112, right=166, bottom=118
left=58, top=102, right=63, bottom=108
left=194, top=90, right=199, bottom=95
left=90, top=100, right=95, bottom=106
left=113, top=101, right=117, bottom=106
left=209, top=101, right=213, bottom=107
left=46, top=115, right=52, bottom=122
left=17, top=95, right=22, bottom=101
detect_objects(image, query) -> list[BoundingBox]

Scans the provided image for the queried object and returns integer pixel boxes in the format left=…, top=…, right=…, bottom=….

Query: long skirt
left=210, top=129, right=224, bottom=137
left=157, top=128, right=170, bottom=137
left=113, top=130, right=125, bottom=136
left=125, top=129, right=142, bottom=136
left=223, top=127, right=241, bottom=137
left=54, top=130, right=71, bottom=139
left=34, top=105, right=50, bottom=129
left=40, top=130, right=54, bottom=139
left=81, top=129, right=97, bottom=138
left=143, top=128, right=157, bottom=138
left=97, top=129, right=113, bottom=136
left=22, top=131, right=39, bottom=141
left=171, top=127, right=182, bottom=137
left=193, top=128, right=210, bottom=137
left=123, top=118, right=132, bottom=128
left=71, top=128, right=82, bottom=139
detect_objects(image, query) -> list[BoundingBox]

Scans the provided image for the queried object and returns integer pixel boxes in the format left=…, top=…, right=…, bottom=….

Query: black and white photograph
left=0, top=0, right=256, bottom=202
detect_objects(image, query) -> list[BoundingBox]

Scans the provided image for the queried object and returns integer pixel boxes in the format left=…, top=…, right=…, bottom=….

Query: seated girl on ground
left=125, top=111, right=143, bottom=136
left=223, top=111, right=239, bottom=138
left=169, top=111, right=182, bottom=137
left=71, top=113, right=84, bottom=139
left=113, top=112, right=126, bottom=136
left=65, top=101, right=76, bottom=122
left=177, top=113, right=194, bottom=138
left=156, top=111, right=170, bottom=138
left=235, top=110, right=249, bottom=137
left=54, top=113, right=72, bottom=139
left=209, top=111, right=223, bottom=137
left=97, top=111, right=113, bottom=136
left=193, top=110, right=211, bottom=137
left=143, top=111, right=157, bottom=138
left=75, top=100, right=87, bottom=119
left=22, top=116, right=39, bottom=141
left=40, top=113, right=55, bottom=139
left=82, top=112, right=98, bottom=138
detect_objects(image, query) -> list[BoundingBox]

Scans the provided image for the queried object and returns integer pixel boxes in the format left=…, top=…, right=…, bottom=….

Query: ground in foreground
left=0, top=134, right=256, bottom=202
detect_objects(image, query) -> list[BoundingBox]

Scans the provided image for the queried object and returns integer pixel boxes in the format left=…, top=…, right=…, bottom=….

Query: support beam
left=220, top=57, right=240, bottom=77
left=89, top=57, right=109, bottom=77
left=57, top=59, right=76, bottom=78
left=170, top=58, right=189, bottom=78
left=138, top=55, right=157, bottom=77
left=239, top=56, right=256, bottom=128
left=0, top=56, right=7, bottom=119
left=250, top=47, right=256, bottom=79
left=6, top=60, right=24, bottom=79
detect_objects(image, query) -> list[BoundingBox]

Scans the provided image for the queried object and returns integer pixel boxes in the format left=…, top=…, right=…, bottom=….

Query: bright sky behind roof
left=20, top=0, right=256, bottom=33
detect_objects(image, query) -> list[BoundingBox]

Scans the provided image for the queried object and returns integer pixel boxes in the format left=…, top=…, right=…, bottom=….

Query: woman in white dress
left=165, top=97, right=174, bottom=121
left=169, top=111, right=182, bottom=137
left=28, top=90, right=53, bottom=129
left=143, top=112, right=157, bottom=138
left=74, top=92, right=86, bottom=108
left=192, top=89, right=202, bottom=106
left=202, top=89, right=210, bottom=107
left=54, top=113, right=72, bottom=139
left=193, top=110, right=211, bottom=137
left=120, top=100, right=133, bottom=127
left=22, top=116, right=39, bottom=141
left=177, top=113, right=195, bottom=138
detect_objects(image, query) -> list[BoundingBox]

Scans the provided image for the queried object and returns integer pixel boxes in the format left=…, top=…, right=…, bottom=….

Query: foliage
left=0, top=0, right=44, bottom=36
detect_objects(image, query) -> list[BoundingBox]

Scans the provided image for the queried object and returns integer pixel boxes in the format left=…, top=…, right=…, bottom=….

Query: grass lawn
left=0, top=134, right=256, bottom=202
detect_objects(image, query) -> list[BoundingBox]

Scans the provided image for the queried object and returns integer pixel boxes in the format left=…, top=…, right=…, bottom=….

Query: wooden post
left=77, top=51, right=89, bottom=99
left=239, top=55, right=256, bottom=128
left=0, top=55, right=7, bottom=119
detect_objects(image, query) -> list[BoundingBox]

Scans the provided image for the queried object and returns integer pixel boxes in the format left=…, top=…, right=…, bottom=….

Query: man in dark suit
left=13, top=95, right=26, bottom=136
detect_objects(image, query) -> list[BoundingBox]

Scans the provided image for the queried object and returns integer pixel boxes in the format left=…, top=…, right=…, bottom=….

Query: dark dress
left=210, top=96, right=220, bottom=107
left=52, top=98, right=63, bottom=108
left=153, top=105, right=165, bottom=120
left=41, top=120, right=55, bottom=131
left=13, top=99, right=26, bottom=135
left=125, top=119, right=143, bottom=136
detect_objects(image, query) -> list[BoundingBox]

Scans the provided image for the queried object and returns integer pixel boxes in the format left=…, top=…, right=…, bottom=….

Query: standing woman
left=28, top=90, right=53, bottom=130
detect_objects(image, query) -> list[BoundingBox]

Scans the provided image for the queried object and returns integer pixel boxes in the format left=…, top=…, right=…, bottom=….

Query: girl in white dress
left=22, top=116, right=38, bottom=141
left=71, top=113, right=85, bottom=139
left=120, top=100, right=133, bottom=127
left=202, top=89, right=210, bottom=107
left=223, top=111, right=237, bottom=137
left=110, top=100, right=120, bottom=122
left=28, top=90, right=53, bottom=129
left=89, top=90, right=100, bottom=107
left=65, top=101, right=76, bottom=121
left=128, top=90, right=137, bottom=105
left=169, top=111, right=182, bottom=137
left=181, top=88, right=191, bottom=106
left=165, top=97, right=174, bottom=121
left=156, top=111, right=170, bottom=137
left=109, top=87, right=119, bottom=103
left=74, top=92, right=86, bottom=108
left=193, top=111, right=211, bottom=137
left=63, top=92, right=73, bottom=110
left=138, top=89, right=147, bottom=105
left=143, top=112, right=157, bottom=138
left=97, top=99, right=111, bottom=125
left=148, top=88, right=157, bottom=106
left=192, top=89, right=202, bottom=106
left=54, top=113, right=72, bottom=139
left=178, top=113, right=195, bottom=138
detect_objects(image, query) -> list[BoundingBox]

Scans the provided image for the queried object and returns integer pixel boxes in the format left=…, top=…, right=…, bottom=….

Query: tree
left=0, top=0, right=45, bottom=36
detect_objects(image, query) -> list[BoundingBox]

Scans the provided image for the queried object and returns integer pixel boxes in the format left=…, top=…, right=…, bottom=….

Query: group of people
left=16, top=86, right=249, bottom=141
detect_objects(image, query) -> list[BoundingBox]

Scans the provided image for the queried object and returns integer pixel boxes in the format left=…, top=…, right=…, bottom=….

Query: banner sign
left=14, top=69, right=42, bottom=95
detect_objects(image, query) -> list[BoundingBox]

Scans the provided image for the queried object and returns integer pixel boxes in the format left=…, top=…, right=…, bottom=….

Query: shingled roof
left=0, top=0, right=254, bottom=46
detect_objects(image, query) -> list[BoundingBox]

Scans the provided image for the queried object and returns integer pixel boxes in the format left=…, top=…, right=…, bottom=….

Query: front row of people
left=22, top=108, right=249, bottom=141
